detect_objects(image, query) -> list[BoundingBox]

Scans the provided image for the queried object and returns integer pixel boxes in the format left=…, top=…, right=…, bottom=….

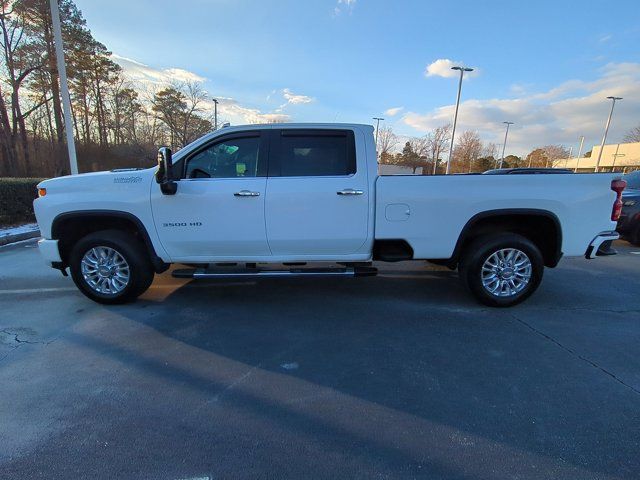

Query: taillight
left=38, top=187, right=46, bottom=197
left=611, top=179, right=626, bottom=221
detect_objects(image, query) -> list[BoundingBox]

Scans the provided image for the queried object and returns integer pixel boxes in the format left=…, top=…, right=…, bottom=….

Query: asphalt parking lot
left=1, top=239, right=639, bottom=479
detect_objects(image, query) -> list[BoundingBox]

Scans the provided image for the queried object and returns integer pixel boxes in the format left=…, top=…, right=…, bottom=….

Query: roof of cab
left=173, top=123, right=374, bottom=160
left=218, top=122, right=373, bottom=130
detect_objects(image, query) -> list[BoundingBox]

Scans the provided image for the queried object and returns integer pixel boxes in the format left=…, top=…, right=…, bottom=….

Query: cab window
left=271, top=129, right=356, bottom=177
left=185, top=135, right=261, bottom=179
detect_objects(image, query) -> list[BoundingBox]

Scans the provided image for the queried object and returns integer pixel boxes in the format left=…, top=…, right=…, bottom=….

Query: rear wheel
left=69, top=230, right=154, bottom=304
left=459, top=233, right=544, bottom=307
left=629, top=223, right=640, bottom=246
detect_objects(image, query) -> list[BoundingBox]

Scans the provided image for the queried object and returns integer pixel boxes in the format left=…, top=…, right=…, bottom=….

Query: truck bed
left=375, top=173, right=618, bottom=259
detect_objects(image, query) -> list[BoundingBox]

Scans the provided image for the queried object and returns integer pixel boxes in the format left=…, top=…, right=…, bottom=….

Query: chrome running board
left=172, top=265, right=377, bottom=279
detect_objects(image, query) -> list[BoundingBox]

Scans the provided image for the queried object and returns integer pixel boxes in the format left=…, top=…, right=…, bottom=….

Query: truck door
left=265, top=128, right=370, bottom=256
left=151, top=131, right=271, bottom=261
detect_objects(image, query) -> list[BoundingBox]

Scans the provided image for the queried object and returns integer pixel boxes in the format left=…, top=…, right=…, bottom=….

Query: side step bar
left=172, top=266, right=378, bottom=279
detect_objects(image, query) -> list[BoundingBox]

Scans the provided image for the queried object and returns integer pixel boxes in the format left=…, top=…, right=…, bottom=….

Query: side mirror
left=156, top=147, right=177, bottom=195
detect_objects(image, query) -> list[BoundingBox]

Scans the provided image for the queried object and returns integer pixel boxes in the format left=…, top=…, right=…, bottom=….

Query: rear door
left=265, top=128, right=369, bottom=256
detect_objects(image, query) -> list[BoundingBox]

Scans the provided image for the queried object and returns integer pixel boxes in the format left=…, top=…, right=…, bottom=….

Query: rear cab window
left=270, top=129, right=356, bottom=177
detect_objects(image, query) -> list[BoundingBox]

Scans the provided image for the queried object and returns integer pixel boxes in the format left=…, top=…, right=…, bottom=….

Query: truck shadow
left=82, top=264, right=623, bottom=478
left=51, top=268, right=623, bottom=478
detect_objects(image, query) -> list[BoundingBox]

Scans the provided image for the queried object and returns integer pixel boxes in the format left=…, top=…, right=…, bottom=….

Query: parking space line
left=0, top=282, right=257, bottom=295
left=0, top=287, right=77, bottom=294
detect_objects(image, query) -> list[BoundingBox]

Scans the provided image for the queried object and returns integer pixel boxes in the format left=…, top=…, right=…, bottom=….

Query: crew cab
left=34, top=123, right=625, bottom=307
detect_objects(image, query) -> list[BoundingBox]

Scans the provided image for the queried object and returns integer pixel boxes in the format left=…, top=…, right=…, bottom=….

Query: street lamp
left=49, top=0, right=77, bottom=174
left=574, top=135, right=585, bottom=172
left=564, top=146, right=573, bottom=168
left=612, top=144, right=625, bottom=171
left=373, top=117, right=384, bottom=153
left=212, top=98, right=219, bottom=130
left=498, top=122, right=514, bottom=169
left=595, top=96, right=622, bottom=172
left=446, top=66, right=474, bottom=175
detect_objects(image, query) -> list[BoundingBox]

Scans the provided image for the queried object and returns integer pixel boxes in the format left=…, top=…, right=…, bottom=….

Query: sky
left=74, top=0, right=640, bottom=156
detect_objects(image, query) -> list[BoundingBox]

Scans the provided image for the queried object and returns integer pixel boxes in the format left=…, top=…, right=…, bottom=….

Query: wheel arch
left=51, top=210, right=169, bottom=273
left=451, top=209, right=563, bottom=268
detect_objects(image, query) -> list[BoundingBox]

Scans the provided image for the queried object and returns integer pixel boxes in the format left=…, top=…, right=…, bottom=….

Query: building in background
left=378, top=164, right=421, bottom=175
left=555, top=142, right=640, bottom=173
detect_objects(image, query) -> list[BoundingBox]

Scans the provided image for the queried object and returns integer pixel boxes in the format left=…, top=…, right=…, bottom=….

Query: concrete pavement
left=1, top=239, right=639, bottom=479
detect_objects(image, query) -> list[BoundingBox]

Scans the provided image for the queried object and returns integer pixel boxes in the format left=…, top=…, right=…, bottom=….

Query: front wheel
left=69, top=230, right=155, bottom=304
left=459, top=233, right=544, bottom=307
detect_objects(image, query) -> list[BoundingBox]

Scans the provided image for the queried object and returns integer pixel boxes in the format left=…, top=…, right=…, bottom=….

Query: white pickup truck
left=34, top=123, right=625, bottom=307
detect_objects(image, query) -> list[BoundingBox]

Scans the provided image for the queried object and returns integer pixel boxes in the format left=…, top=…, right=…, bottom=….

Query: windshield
left=623, top=170, right=640, bottom=189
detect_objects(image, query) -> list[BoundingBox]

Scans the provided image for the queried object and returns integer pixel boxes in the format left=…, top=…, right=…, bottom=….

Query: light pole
left=212, top=99, right=219, bottom=130
left=564, top=146, right=573, bottom=168
left=446, top=66, right=474, bottom=174
left=595, top=96, right=622, bottom=172
left=494, top=144, right=503, bottom=168
left=498, top=121, right=514, bottom=169
left=574, top=135, right=585, bottom=172
left=373, top=117, right=384, bottom=154
left=612, top=144, right=625, bottom=171
left=49, top=0, right=77, bottom=175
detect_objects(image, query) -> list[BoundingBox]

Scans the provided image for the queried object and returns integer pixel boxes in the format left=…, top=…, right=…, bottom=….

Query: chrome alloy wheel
left=481, top=248, right=532, bottom=297
left=81, top=246, right=130, bottom=295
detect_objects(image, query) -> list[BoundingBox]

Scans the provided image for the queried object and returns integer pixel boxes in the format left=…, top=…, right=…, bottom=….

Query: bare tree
left=525, top=145, right=570, bottom=168
left=409, top=136, right=428, bottom=158
left=0, top=0, right=44, bottom=174
left=526, top=148, right=546, bottom=168
left=180, top=81, right=212, bottom=145
left=541, top=145, right=570, bottom=167
left=451, top=130, right=482, bottom=173
left=426, top=124, right=451, bottom=174
left=151, top=81, right=212, bottom=148
left=483, top=142, right=498, bottom=160
left=377, top=126, right=397, bottom=163
left=623, top=125, right=640, bottom=143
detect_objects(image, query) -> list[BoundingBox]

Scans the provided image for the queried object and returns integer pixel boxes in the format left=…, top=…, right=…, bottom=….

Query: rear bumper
left=38, top=238, right=62, bottom=263
left=585, top=231, right=619, bottom=259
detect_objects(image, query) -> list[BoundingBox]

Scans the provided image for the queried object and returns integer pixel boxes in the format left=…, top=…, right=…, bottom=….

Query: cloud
left=113, top=54, right=290, bottom=125
left=424, top=59, right=478, bottom=79
left=207, top=98, right=290, bottom=124
left=385, top=106, right=404, bottom=116
left=334, top=0, right=356, bottom=15
left=598, top=34, right=612, bottom=43
left=402, top=62, right=640, bottom=156
left=282, top=88, right=314, bottom=105
left=112, top=54, right=206, bottom=84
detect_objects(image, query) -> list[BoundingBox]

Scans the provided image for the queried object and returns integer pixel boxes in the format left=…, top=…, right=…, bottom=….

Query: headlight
left=623, top=199, right=637, bottom=206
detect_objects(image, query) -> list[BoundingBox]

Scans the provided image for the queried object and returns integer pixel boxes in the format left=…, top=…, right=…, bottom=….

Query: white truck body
left=33, top=123, right=622, bottom=306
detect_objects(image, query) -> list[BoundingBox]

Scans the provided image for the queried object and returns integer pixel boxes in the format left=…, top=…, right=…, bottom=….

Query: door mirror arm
left=156, top=146, right=178, bottom=195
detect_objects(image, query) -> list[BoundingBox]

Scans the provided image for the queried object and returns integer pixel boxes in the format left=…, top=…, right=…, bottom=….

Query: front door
left=151, top=131, right=270, bottom=261
left=265, top=128, right=370, bottom=256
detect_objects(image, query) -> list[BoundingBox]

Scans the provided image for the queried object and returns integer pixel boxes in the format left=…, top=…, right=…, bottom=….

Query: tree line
left=0, top=0, right=215, bottom=177
left=377, top=124, right=578, bottom=174
left=2, top=0, right=638, bottom=178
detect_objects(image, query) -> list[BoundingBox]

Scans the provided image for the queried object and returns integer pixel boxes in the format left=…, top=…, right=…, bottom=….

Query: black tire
left=69, top=230, right=154, bottom=304
left=459, top=233, right=544, bottom=307
left=630, top=223, right=640, bottom=247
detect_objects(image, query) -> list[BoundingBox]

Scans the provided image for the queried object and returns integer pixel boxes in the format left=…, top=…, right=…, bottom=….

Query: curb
left=0, top=230, right=41, bottom=247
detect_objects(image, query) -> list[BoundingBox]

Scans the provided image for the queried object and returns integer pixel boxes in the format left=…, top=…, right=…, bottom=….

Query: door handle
left=337, top=189, right=364, bottom=196
left=234, top=190, right=260, bottom=197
